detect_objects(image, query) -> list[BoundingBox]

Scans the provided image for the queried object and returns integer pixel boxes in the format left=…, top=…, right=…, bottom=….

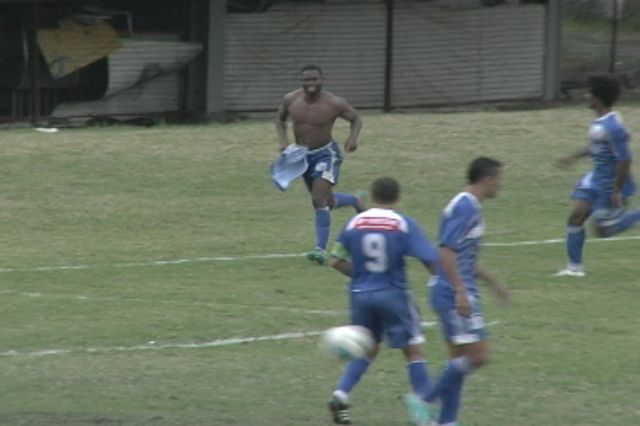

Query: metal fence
left=561, top=0, right=640, bottom=99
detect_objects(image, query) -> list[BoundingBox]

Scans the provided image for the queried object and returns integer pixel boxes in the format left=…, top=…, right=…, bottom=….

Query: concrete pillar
left=543, top=0, right=561, bottom=101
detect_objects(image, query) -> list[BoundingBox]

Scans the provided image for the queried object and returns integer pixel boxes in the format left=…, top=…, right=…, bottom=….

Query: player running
left=427, top=157, right=510, bottom=426
left=555, top=74, right=640, bottom=277
left=327, top=177, right=439, bottom=426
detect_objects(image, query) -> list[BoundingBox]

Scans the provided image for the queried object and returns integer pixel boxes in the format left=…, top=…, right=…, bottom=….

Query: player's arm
left=439, top=246, right=471, bottom=317
left=476, top=264, right=510, bottom=306
left=556, top=146, right=590, bottom=169
left=613, top=159, right=632, bottom=207
left=336, top=97, right=362, bottom=153
left=275, top=94, right=291, bottom=151
left=612, top=130, right=633, bottom=207
left=329, top=241, right=352, bottom=278
left=407, top=219, right=440, bottom=275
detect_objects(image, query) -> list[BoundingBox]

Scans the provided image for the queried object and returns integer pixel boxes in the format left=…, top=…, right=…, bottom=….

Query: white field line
left=0, top=320, right=500, bottom=358
left=1, top=235, right=640, bottom=274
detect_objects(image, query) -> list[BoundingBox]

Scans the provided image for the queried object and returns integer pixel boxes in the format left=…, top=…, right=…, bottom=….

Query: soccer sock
left=407, top=359, right=432, bottom=400
left=439, top=373, right=465, bottom=425
left=425, top=356, right=471, bottom=403
left=336, top=358, right=371, bottom=395
left=428, top=357, right=471, bottom=425
left=333, top=193, right=361, bottom=212
left=566, top=226, right=586, bottom=266
left=611, top=209, right=640, bottom=234
left=314, top=207, right=331, bottom=250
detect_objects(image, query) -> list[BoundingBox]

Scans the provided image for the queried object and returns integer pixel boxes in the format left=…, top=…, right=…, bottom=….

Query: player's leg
left=306, top=177, right=333, bottom=264
left=427, top=298, right=488, bottom=425
left=594, top=196, right=640, bottom=237
left=403, top=343, right=436, bottom=426
left=555, top=198, right=591, bottom=277
left=333, top=191, right=366, bottom=213
left=378, top=289, right=434, bottom=425
left=329, top=293, right=380, bottom=424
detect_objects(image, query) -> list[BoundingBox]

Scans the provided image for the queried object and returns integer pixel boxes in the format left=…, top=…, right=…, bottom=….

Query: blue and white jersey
left=332, top=208, right=439, bottom=292
left=430, top=192, right=483, bottom=309
left=589, top=112, right=633, bottom=191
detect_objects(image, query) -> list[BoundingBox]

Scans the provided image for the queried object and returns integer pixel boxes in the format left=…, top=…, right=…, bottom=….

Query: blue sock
left=336, top=358, right=371, bottom=394
left=334, top=193, right=361, bottom=212
left=407, top=360, right=432, bottom=400
left=314, top=207, right=331, bottom=250
left=426, top=357, right=471, bottom=424
left=426, top=357, right=471, bottom=402
left=567, top=226, right=586, bottom=265
left=612, top=209, right=640, bottom=234
left=439, top=372, right=465, bottom=425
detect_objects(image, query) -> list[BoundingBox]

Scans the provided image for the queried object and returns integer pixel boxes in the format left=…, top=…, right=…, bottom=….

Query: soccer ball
left=318, top=325, right=376, bottom=361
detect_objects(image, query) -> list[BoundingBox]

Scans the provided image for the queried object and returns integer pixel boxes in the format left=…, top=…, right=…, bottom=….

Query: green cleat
left=403, top=393, right=436, bottom=426
left=305, top=248, right=328, bottom=265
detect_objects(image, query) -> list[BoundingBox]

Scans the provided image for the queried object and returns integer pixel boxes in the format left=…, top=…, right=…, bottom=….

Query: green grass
left=1, top=105, right=640, bottom=425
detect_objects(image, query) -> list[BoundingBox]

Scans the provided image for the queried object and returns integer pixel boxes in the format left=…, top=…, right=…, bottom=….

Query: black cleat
left=328, top=396, right=352, bottom=425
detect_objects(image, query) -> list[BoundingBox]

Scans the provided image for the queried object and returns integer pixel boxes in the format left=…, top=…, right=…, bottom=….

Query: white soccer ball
left=319, top=325, right=376, bottom=361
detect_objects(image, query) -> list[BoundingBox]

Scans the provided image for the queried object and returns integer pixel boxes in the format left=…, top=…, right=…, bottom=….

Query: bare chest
left=288, top=99, right=338, bottom=126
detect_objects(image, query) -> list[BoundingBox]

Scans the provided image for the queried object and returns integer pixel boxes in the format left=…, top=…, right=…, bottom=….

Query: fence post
left=28, top=2, right=40, bottom=125
left=384, top=0, right=394, bottom=112
left=609, top=0, right=619, bottom=73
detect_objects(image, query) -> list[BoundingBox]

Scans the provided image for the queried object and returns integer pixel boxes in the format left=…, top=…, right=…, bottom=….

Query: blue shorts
left=571, top=172, right=635, bottom=218
left=303, top=141, right=343, bottom=190
left=433, top=293, right=487, bottom=345
left=350, top=288, right=424, bottom=349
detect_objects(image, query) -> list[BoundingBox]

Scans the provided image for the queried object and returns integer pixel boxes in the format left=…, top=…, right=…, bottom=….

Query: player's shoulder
left=443, top=192, right=479, bottom=217
left=282, top=89, right=304, bottom=103
left=593, top=111, right=627, bottom=136
left=323, top=91, right=350, bottom=108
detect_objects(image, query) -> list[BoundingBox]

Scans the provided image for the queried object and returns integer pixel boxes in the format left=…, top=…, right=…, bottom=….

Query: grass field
left=1, top=104, right=640, bottom=425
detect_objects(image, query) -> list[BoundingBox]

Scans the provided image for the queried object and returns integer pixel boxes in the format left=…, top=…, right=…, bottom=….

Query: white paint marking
left=484, top=235, right=640, bottom=247
left=0, top=321, right=499, bottom=358
left=1, top=235, right=639, bottom=274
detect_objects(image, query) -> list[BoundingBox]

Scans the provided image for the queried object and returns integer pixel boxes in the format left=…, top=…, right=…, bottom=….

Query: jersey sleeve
left=610, top=126, right=632, bottom=161
left=439, top=201, right=475, bottom=250
left=406, top=218, right=439, bottom=265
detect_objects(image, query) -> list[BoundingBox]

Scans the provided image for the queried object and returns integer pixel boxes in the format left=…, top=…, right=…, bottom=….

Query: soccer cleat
left=553, top=267, right=586, bottom=277
left=306, top=248, right=328, bottom=265
left=403, top=393, right=435, bottom=426
left=354, top=190, right=367, bottom=213
left=328, top=396, right=352, bottom=425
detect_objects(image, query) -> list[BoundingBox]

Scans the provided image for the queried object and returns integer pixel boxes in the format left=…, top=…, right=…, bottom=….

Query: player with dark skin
left=276, top=65, right=363, bottom=264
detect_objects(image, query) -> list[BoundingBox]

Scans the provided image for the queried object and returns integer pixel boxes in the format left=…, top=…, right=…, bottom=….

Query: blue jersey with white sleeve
left=589, top=112, right=633, bottom=192
left=332, top=208, right=439, bottom=292
left=430, top=192, right=484, bottom=310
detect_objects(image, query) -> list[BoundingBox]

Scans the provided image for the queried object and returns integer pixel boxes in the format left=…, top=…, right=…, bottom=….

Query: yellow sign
left=38, top=20, right=122, bottom=78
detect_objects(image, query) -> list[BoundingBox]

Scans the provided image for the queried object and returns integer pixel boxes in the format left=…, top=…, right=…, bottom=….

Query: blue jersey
left=430, top=192, right=483, bottom=309
left=332, top=208, right=439, bottom=292
left=589, top=112, right=633, bottom=191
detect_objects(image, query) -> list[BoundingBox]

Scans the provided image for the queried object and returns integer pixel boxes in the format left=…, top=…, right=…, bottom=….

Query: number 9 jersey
left=331, top=208, right=439, bottom=292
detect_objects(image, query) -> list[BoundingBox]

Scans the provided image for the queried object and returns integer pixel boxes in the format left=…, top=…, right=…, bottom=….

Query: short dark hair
left=587, top=74, right=620, bottom=107
left=371, top=177, right=400, bottom=204
left=301, top=64, right=323, bottom=75
left=467, top=157, right=503, bottom=184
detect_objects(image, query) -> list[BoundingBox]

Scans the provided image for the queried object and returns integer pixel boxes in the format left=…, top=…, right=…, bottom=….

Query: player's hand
left=344, top=139, right=358, bottom=153
left=555, top=157, right=573, bottom=169
left=491, top=282, right=511, bottom=307
left=455, top=291, right=471, bottom=317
